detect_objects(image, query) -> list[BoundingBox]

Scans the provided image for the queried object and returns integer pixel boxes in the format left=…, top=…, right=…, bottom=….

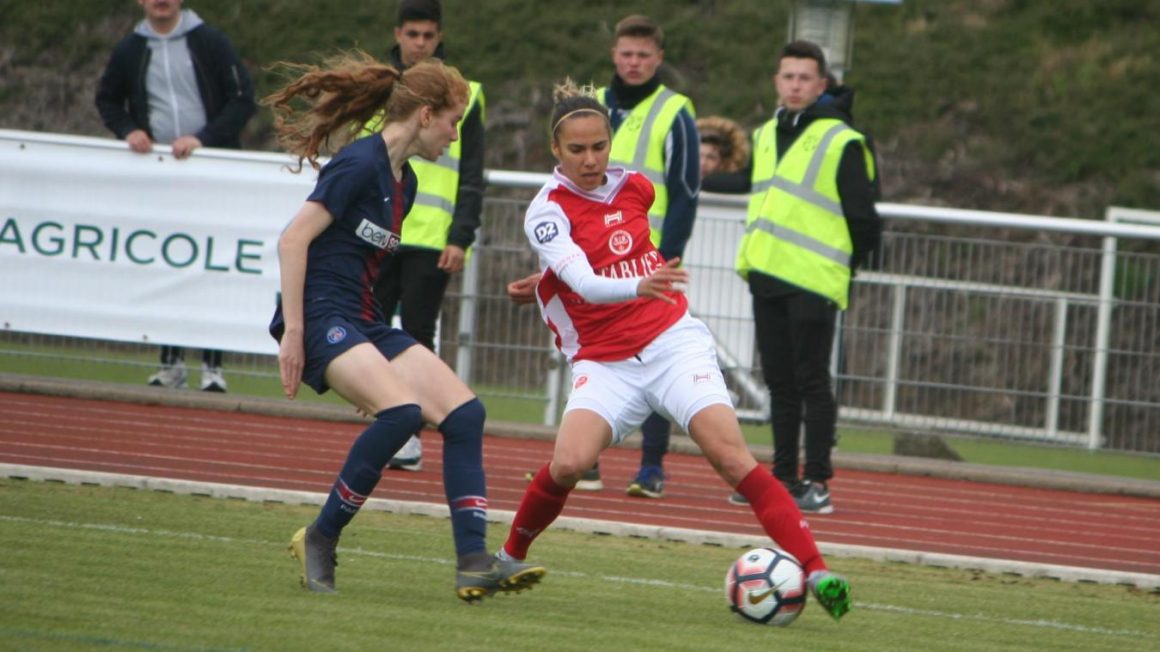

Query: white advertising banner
left=0, top=129, right=317, bottom=355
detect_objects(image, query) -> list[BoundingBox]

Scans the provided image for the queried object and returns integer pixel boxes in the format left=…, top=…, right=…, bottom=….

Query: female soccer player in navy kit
left=264, top=52, right=543, bottom=600
left=500, top=80, right=852, bottom=620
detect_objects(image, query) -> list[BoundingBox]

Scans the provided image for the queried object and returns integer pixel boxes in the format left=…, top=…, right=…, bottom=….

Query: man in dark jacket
left=95, top=0, right=255, bottom=392
left=365, top=0, right=487, bottom=473
left=707, top=41, right=881, bottom=514
left=580, top=14, right=701, bottom=499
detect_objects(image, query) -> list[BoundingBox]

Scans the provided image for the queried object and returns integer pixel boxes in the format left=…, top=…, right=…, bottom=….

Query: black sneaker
left=289, top=525, right=338, bottom=592
left=626, top=465, right=664, bottom=499
left=781, top=478, right=805, bottom=497
left=728, top=479, right=799, bottom=506
left=574, top=464, right=603, bottom=491
left=795, top=480, right=834, bottom=514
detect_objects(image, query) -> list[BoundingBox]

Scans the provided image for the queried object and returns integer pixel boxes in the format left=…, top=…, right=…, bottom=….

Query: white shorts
left=564, top=314, right=734, bottom=443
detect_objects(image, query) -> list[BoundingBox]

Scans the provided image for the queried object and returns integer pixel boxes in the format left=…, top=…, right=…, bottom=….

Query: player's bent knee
left=549, top=457, right=594, bottom=485
left=439, top=397, right=485, bottom=443
left=704, top=446, right=757, bottom=485
left=382, top=403, right=423, bottom=433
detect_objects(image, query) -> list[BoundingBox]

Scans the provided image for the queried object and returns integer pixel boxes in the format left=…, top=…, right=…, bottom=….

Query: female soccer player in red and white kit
left=500, top=80, right=852, bottom=620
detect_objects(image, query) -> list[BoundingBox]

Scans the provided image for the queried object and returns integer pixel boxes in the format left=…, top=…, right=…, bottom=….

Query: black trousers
left=159, top=346, right=221, bottom=367
left=639, top=411, right=672, bottom=468
left=373, top=248, right=451, bottom=352
left=752, top=290, right=838, bottom=484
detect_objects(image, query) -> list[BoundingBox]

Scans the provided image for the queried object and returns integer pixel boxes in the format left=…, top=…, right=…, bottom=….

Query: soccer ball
left=724, top=547, right=807, bottom=626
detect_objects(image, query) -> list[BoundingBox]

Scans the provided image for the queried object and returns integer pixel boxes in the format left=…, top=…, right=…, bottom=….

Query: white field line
left=0, top=512, right=1151, bottom=640
left=2, top=462, right=1158, bottom=593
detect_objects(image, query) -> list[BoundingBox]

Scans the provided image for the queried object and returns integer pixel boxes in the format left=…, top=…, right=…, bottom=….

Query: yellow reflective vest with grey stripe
left=598, top=84, right=694, bottom=247
left=736, top=117, right=876, bottom=310
left=359, top=80, right=484, bottom=251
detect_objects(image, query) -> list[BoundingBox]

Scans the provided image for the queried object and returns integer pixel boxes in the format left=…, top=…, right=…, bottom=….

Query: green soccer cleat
left=289, top=525, right=339, bottom=593
left=455, top=555, right=547, bottom=603
left=808, top=571, right=852, bottom=621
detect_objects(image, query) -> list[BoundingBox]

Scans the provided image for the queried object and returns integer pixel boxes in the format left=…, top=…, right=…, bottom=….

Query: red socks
left=736, top=465, right=827, bottom=575
left=503, top=464, right=571, bottom=560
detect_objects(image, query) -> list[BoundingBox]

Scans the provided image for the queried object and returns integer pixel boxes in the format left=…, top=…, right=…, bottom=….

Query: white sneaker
left=387, top=435, right=422, bottom=471
left=147, top=360, right=187, bottom=389
left=574, top=465, right=603, bottom=491
left=200, top=363, right=227, bottom=393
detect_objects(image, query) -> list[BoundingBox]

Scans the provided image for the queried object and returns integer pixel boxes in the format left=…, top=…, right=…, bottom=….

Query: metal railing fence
left=448, top=175, right=1160, bottom=453
left=2, top=168, right=1158, bottom=454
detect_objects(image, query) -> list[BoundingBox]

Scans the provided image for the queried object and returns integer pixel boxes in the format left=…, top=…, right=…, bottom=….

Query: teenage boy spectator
left=359, top=0, right=487, bottom=473
left=95, top=0, right=255, bottom=392
left=706, top=41, right=881, bottom=514
left=578, top=14, right=699, bottom=498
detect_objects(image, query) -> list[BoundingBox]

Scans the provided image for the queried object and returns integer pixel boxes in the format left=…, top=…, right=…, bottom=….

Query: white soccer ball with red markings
left=725, top=547, right=807, bottom=626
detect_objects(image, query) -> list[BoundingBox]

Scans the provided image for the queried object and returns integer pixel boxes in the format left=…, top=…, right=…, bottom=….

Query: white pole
left=1087, top=213, right=1118, bottom=449
left=454, top=250, right=480, bottom=383
left=884, top=282, right=906, bottom=418
left=544, top=351, right=565, bottom=427
left=1046, top=297, right=1067, bottom=438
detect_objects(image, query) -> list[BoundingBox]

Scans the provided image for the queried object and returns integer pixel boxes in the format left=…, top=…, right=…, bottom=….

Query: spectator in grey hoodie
left=95, top=0, right=255, bottom=392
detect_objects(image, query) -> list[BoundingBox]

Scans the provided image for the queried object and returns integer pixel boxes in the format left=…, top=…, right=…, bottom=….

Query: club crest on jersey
left=608, top=229, right=633, bottom=255
left=356, top=218, right=400, bottom=252
left=573, top=374, right=589, bottom=390
left=603, top=210, right=624, bottom=227
left=534, top=220, right=559, bottom=244
left=326, top=326, right=347, bottom=344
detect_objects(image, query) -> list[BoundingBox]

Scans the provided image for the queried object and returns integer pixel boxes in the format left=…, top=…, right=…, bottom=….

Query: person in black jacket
left=95, top=0, right=255, bottom=393
left=706, top=41, right=881, bottom=514
left=365, top=0, right=488, bottom=474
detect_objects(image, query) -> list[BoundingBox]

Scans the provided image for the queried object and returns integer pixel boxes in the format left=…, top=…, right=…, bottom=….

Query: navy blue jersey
left=270, top=134, right=416, bottom=343
left=302, top=134, right=416, bottom=321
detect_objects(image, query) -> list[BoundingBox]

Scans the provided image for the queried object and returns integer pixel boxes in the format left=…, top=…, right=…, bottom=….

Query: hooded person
left=94, top=0, right=256, bottom=394
left=697, top=115, right=751, bottom=178
left=95, top=1, right=255, bottom=154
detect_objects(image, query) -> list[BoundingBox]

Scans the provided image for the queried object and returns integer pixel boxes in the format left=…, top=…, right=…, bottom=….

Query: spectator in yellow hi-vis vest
left=705, top=41, right=882, bottom=515
left=572, top=15, right=701, bottom=500
left=358, top=0, right=486, bottom=474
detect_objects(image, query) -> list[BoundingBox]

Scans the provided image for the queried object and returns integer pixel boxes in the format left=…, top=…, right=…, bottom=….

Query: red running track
left=1, top=391, right=1158, bottom=577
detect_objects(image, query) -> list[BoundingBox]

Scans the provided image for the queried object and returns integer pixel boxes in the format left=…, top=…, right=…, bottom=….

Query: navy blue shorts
left=271, top=304, right=419, bottom=395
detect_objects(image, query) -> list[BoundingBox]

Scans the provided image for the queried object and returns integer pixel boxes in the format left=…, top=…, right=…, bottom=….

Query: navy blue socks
left=312, top=398, right=489, bottom=559
left=439, top=398, right=489, bottom=558
left=313, top=403, right=422, bottom=539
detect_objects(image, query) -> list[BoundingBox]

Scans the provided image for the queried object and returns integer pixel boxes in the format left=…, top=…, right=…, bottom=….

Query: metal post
left=789, top=0, right=855, bottom=79
left=454, top=250, right=481, bottom=384
left=1045, top=297, right=1068, bottom=438
left=544, top=350, right=565, bottom=427
left=714, top=339, right=769, bottom=422
left=1087, top=217, right=1118, bottom=449
left=883, top=282, right=906, bottom=418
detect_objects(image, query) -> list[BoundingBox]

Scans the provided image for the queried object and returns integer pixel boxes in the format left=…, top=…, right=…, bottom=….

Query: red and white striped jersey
left=524, top=166, right=687, bottom=362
